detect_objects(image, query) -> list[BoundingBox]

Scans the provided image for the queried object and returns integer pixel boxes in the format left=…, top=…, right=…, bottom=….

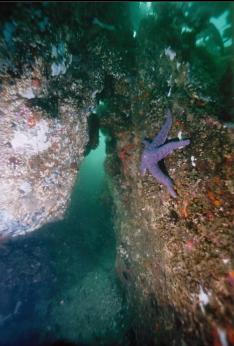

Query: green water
left=0, top=133, right=130, bottom=346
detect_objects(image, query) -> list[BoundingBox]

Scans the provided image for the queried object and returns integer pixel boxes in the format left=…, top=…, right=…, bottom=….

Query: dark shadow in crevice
left=85, top=113, right=100, bottom=155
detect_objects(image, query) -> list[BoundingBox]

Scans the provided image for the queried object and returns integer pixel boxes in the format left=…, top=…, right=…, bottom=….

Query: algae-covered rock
left=0, top=3, right=105, bottom=237
left=0, top=67, right=90, bottom=237
left=102, top=4, right=234, bottom=344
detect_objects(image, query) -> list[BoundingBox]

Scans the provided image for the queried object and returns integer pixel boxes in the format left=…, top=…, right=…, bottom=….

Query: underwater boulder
left=0, top=71, right=90, bottom=238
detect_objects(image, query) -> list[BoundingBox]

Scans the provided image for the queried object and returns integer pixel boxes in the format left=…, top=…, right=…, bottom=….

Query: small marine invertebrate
left=180, top=198, right=190, bottom=218
left=140, top=109, right=190, bottom=197
left=27, top=115, right=37, bottom=128
left=207, top=190, right=223, bottom=207
left=227, top=271, right=234, bottom=287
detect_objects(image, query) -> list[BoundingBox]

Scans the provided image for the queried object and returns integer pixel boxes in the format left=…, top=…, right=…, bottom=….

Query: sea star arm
left=153, top=139, right=190, bottom=162
left=149, top=163, right=177, bottom=197
left=151, top=109, right=173, bottom=148
left=142, top=139, right=150, bottom=148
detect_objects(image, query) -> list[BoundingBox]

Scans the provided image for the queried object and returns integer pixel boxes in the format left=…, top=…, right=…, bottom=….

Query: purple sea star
left=140, top=109, right=190, bottom=198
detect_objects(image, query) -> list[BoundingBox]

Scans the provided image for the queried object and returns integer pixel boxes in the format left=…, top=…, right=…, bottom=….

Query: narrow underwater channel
left=0, top=132, right=130, bottom=346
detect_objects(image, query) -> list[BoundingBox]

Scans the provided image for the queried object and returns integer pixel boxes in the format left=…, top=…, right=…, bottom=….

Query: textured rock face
left=108, top=118, right=233, bottom=345
left=106, top=105, right=233, bottom=345
left=0, top=4, right=104, bottom=238
left=101, top=13, right=234, bottom=345
left=0, top=72, right=89, bottom=238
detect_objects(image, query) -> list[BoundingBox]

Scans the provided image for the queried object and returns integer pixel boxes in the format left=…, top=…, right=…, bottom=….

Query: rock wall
left=0, top=3, right=105, bottom=237
left=0, top=69, right=90, bottom=237
left=102, top=14, right=234, bottom=345
left=106, top=112, right=233, bottom=345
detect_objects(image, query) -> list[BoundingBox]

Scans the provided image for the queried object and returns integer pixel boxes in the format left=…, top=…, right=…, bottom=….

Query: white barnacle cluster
left=167, top=86, right=172, bottom=97
left=198, top=285, right=211, bottom=314
left=191, top=155, right=197, bottom=167
left=118, top=245, right=128, bottom=259
left=164, top=46, right=176, bottom=61
left=177, top=130, right=183, bottom=140
left=11, top=120, right=51, bottom=156
left=51, top=42, right=72, bottom=77
left=19, top=88, right=35, bottom=99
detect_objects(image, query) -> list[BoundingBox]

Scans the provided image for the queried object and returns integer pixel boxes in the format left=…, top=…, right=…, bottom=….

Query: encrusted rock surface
left=0, top=3, right=107, bottom=237
left=106, top=114, right=233, bottom=344
left=0, top=71, right=89, bottom=237
left=102, top=16, right=234, bottom=345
